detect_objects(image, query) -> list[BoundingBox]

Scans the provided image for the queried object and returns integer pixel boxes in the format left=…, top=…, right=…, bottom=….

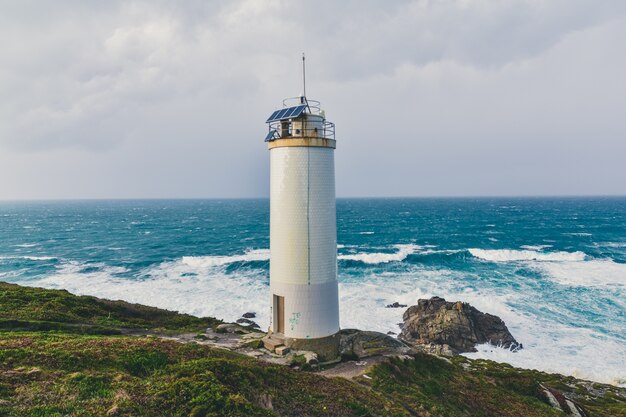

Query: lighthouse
left=262, top=58, right=340, bottom=360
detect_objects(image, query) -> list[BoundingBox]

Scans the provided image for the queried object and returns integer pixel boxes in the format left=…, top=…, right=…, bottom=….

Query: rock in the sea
left=236, top=318, right=260, bottom=329
left=386, top=302, right=408, bottom=308
left=339, top=329, right=412, bottom=359
left=242, top=312, right=256, bottom=318
left=399, top=296, right=521, bottom=354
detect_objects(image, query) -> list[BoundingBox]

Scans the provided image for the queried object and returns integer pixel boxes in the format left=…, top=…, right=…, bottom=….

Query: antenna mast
left=302, top=52, right=306, bottom=98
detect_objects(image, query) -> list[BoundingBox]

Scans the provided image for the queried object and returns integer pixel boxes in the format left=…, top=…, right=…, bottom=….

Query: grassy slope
left=1, top=282, right=625, bottom=417
left=0, top=282, right=221, bottom=335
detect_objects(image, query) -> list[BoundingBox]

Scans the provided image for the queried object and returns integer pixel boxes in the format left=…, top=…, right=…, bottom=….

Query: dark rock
left=387, top=331, right=397, bottom=336
left=216, top=323, right=239, bottom=333
left=242, top=312, right=256, bottom=318
left=339, top=329, right=412, bottom=359
left=540, top=384, right=589, bottom=416
left=386, top=302, right=408, bottom=308
left=236, top=318, right=260, bottom=329
left=399, top=296, right=521, bottom=354
left=253, top=393, right=273, bottom=411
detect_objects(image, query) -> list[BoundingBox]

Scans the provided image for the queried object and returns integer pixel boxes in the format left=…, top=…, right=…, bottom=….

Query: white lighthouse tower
left=262, top=57, right=340, bottom=359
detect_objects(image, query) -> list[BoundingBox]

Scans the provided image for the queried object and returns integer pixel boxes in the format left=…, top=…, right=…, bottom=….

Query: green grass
left=0, top=282, right=221, bottom=334
left=0, top=333, right=406, bottom=417
left=1, top=282, right=625, bottom=417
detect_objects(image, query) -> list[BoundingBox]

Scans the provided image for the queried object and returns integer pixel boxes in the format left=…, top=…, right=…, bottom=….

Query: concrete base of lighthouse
left=264, top=332, right=340, bottom=362
left=284, top=333, right=340, bottom=361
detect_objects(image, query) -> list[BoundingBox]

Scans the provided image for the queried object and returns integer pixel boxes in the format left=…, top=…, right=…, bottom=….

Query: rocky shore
left=399, top=296, right=521, bottom=355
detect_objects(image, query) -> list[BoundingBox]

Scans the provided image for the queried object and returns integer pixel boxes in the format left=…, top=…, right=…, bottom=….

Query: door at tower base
left=274, top=295, right=285, bottom=334
left=271, top=281, right=339, bottom=338
left=269, top=145, right=340, bottom=341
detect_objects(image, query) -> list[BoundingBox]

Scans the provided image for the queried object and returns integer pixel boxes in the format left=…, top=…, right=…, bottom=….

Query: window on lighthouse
left=280, top=120, right=291, bottom=137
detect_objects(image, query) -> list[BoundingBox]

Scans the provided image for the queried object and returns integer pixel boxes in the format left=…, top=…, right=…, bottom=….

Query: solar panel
left=280, top=107, right=295, bottom=118
left=265, top=105, right=308, bottom=123
left=264, top=129, right=277, bottom=142
left=276, top=108, right=292, bottom=119
left=290, top=105, right=306, bottom=118
left=287, top=106, right=303, bottom=118
left=265, top=110, right=281, bottom=123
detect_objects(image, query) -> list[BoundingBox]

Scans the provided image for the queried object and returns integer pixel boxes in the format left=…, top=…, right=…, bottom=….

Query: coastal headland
left=1, top=282, right=624, bottom=416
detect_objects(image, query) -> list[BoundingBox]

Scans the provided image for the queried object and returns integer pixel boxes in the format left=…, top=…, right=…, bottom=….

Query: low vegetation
left=0, top=282, right=221, bottom=335
left=1, top=282, right=624, bottom=416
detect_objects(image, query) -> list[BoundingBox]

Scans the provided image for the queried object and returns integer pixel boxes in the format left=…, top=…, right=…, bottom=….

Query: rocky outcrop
left=386, top=302, right=407, bottom=308
left=339, top=329, right=412, bottom=359
left=399, top=297, right=521, bottom=354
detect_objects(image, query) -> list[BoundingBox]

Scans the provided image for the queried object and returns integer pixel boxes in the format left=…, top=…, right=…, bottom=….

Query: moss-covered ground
left=1, top=282, right=624, bottom=416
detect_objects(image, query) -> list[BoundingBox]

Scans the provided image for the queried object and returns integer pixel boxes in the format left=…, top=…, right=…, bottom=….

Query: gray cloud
left=0, top=0, right=625, bottom=198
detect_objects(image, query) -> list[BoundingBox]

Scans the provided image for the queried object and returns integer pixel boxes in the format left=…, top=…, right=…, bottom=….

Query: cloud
left=0, top=0, right=625, bottom=198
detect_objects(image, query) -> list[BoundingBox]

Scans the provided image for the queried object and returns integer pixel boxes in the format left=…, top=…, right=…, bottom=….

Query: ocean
left=1, top=198, right=625, bottom=386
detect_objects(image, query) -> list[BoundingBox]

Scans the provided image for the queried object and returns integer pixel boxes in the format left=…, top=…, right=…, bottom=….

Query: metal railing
left=282, top=96, right=322, bottom=116
left=266, top=118, right=335, bottom=141
left=265, top=96, right=335, bottom=142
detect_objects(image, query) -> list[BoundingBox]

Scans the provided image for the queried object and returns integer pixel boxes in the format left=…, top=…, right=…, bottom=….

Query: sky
left=1, top=0, right=625, bottom=199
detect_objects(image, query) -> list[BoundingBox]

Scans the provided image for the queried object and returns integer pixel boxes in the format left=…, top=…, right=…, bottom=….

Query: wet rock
left=339, top=329, right=412, bottom=359
left=387, top=331, right=397, bottom=336
left=386, top=302, right=407, bottom=308
left=399, top=296, right=521, bottom=354
left=242, top=312, right=256, bottom=318
left=216, top=323, right=239, bottom=333
left=236, top=318, right=260, bottom=329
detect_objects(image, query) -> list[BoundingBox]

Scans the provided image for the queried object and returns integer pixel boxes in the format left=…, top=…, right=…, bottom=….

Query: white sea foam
left=0, top=255, right=57, bottom=261
left=469, top=248, right=626, bottom=287
left=14, top=243, right=39, bottom=248
left=182, top=249, right=270, bottom=268
left=338, top=244, right=422, bottom=264
left=520, top=245, right=552, bottom=251
left=29, top=258, right=270, bottom=329
left=536, top=259, right=626, bottom=287
left=469, top=248, right=586, bottom=262
left=359, top=231, right=375, bottom=235
left=23, top=256, right=57, bottom=261
left=600, top=242, right=626, bottom=248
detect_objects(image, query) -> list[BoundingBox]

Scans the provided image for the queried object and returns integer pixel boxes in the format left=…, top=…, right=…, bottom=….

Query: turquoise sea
left=1, top=198, right=625, bottom=385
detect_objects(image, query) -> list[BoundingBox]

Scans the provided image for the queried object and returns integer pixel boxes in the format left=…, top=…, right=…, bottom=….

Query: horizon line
left=1, top=194, right=626, bottom=203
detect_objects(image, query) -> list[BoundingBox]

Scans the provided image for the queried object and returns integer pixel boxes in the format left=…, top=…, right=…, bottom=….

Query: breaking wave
left=468, top=248, right=586, bottom=262
left=0, top=255, right=57, bottom=262
left=536, top=259, right=626, bottom=287
left=181, top=249, right=270, bottom=268
left=28, top=258, right=270, bottom=328
left=338, top=244, right=422, bottom=264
